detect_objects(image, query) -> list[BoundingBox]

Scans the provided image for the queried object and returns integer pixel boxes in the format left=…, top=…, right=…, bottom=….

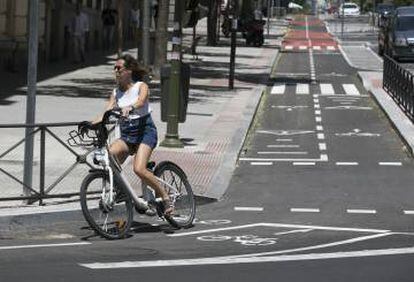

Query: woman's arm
left=92, top=93, right=116, bottom=123
left=131, top=82, right=149, bottom=109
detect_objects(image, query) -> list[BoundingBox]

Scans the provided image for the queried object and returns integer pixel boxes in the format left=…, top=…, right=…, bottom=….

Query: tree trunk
left=207, top=0, right=218, bottom=46
left=153, top=0, right=170, bottom=77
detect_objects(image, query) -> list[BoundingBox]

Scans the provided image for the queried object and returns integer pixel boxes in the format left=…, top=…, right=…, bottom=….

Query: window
left=396, top=16, right=414, bottom=31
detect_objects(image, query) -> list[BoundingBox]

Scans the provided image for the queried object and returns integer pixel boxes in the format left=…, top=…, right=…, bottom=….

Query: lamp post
left=160, top=0, right=184, bottom=148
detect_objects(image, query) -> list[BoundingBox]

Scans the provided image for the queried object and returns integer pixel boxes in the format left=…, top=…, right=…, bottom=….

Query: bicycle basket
left=67, top=128, right=99, bottom=147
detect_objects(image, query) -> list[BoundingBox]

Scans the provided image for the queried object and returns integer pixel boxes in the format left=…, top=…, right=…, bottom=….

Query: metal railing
left=0, top=122, right=92, bottom=205
left=383, top=54, right=414, bottom=122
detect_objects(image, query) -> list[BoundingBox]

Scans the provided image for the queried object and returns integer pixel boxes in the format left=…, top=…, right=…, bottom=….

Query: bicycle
left=68, top=108, right=196, bottom=239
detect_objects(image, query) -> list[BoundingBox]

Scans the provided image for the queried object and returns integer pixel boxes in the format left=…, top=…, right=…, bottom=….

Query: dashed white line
left=234, top=207, right=264, bottom=212
left=347, top=209, right=377, bottom=214
left=319, top=143, right=327, bottom=150
left=316, top=125, right=323, bottom=131
left=317, top=133, right=325, bottom=140
left=276, top=138, right=292, bottom=142
left=292, top=162, right=316, bottom=166
left=336, top=162, right=359, bottom=166
left=316, top=116, right=322, bottom=122
left=291, top=208, right=320, bottom=213
left=315, top=110, right=321, bottom=115
left=250, top=162, right=273, bottom=166
left=403, top=210, right=414, bottom=215
left=379, top=162, right=402, bottom=166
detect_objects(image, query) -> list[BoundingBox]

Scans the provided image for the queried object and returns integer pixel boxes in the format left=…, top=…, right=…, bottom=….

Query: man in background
left=101, top=0, right=117, bottom=51
left=69, top=3, right=90, bottom=63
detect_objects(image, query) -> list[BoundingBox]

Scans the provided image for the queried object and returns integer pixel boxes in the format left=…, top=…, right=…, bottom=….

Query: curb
left=358, top=71, right=414, bottom=156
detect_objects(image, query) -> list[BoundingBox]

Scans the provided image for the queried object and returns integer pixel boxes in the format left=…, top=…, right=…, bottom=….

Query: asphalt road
left=1, top=16, right=414, bottom=281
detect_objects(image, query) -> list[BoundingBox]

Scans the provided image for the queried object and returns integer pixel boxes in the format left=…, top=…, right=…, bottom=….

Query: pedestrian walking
left=101, top=0, right=117, bottom=51
left=69, top=3, right=90, bottom=63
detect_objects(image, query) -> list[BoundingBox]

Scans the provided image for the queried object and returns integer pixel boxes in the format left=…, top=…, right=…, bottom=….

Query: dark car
left=379, top=6, right=414, bottom=61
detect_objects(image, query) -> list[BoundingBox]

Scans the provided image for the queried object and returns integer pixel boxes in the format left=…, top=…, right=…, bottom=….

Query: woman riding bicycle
left=90, top=54, right=173, bottom=216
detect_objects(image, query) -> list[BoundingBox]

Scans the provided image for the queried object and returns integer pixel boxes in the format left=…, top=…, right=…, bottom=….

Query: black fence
left=0, top=122, right=92, bottom=205
left=383, top=54, right=414, bottom=122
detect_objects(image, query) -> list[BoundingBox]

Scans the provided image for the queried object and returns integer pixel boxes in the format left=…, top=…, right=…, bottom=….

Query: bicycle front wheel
left=154, top=161, right=196, bottom=228
left=80, top=171, right=133, bottom=239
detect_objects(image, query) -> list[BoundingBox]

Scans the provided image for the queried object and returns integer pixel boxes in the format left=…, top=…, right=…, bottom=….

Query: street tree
left=207, top=0, right=219, bottom=46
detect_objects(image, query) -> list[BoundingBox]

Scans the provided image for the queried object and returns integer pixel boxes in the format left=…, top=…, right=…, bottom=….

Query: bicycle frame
left=91, top=144, right=181, bottom=213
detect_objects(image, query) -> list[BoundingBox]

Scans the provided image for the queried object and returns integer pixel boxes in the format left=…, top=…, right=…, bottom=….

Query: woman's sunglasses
left=114, top=66, right=126, bottom=72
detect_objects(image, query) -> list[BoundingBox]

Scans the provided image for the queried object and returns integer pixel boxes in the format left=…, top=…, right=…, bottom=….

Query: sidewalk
left=358, top=71, right=414, bottom=156
left=0, top=18, right=287, bottom=219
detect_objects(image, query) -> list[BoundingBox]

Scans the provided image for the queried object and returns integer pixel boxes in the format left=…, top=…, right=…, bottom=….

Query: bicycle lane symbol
left=197, top=229, right=312, bottom=247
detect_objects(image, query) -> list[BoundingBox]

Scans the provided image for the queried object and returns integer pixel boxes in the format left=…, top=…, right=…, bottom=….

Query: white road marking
left=80, top=234, right=401, bottom=269
left=250, top=162, right=273, bottom=166
left=379, top=162, right=402, bottom=166
left=299, top=45, right=307, bottom=50
left=257, top=130, right=314, bottom=136
left=293, top=162, right=316, bottom=166
left=343, top=84, right=360, bottom=96
left=313, top=46, right=321, bottom=50
left=319, top=143, right=327, bottom=150
left=285, top=45, right=293, bottom=50
left=316, top=125, right=323, bottom=131
left=267, top=145, right=300, bottom=148
left=168, top=223, right=390, bottom=238
left=314, top=103, right=320, bottom=109
left=234, top=207, right=264, bottom=212
left=0, top=242, right=90, bottom=250
left=403, top=210, right=414, bottom=215
left=327, top=45, right=336, bottom=51
left=320, top=83, right=335, bottom=95
left=347, top=209, right=377, bottom=214
left=315, top=110, right=321, bottom=115
left=276, top=138, right=293, bottom=142
left=273, top=229, right=313, bottom=236
left=257, top=151, right=308, bottom=155
left=297, top=83, right=310, bottom=95
left=315, top=116, right=322, bottom=122
left=271, top=84, right=286, bottom=95
left=291, top=208, right=320, bottom=213
left=336, top=162, right=359, bottom=166
left=317, top=133, right=325, bottom=140
left=239, top=157, right=328, bottom=162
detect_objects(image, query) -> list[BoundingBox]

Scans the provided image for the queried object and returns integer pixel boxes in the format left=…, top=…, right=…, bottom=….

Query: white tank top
left=113, top=81, right=151, bottom=119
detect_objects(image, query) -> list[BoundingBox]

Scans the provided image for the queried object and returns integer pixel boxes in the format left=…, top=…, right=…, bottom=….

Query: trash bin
left=160, top=62, right=190, bottom=123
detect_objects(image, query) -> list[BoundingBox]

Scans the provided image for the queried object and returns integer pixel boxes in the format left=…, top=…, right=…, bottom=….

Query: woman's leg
left=109, top=139, right=130, bottom=164
left=133, top=143, right=173, bottom=214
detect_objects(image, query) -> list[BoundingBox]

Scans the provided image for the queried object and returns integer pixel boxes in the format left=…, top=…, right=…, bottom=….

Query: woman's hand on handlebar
left=121, top=106, right=133, bottom=118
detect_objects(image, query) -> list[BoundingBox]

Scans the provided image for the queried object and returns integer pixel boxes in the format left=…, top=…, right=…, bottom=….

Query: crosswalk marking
left=270, top=83, right=364, bottom=96
left=296, top=84, right=309, bottom=95
left=343, top=84, right=361, bottom=96
left=327, top=46, right=336, bottom=51
left=271, top=84, right=286, bottom=95
left=320, top=84, right=335, bottom=95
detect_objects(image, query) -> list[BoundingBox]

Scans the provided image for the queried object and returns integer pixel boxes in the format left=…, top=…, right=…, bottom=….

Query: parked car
left=379, top=6, right=414, bottom=61
left=337, top=2, right=361, bottom=17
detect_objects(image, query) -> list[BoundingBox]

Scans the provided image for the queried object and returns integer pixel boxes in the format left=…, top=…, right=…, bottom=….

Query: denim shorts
left=120, top=114, right=158, bottom=152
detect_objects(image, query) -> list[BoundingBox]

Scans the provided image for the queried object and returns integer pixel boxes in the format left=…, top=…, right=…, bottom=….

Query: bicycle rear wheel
left=80, top=171, right=133, bottom=239
left=154, top=161, right=196, bottom=228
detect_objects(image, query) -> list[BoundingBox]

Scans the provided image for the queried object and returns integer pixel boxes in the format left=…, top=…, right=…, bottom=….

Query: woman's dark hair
left=120, top=54, right=149, bottom=82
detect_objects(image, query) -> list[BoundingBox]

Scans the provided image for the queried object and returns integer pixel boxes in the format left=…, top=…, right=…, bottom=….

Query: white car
left=338, top=3, right=361, bottom=17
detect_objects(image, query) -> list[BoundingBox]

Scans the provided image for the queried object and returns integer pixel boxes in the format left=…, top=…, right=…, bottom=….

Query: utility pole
left=142, top=0, right=151, bottom=66
left=23, top=0, right=39, bottom=199
left=228, top=0, right=238, bottom=90
left=160, top=0, right=184, bottom=147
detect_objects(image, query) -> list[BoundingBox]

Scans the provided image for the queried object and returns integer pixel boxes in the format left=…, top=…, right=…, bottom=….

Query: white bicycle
left=68, top=108, right=196, bottom=239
